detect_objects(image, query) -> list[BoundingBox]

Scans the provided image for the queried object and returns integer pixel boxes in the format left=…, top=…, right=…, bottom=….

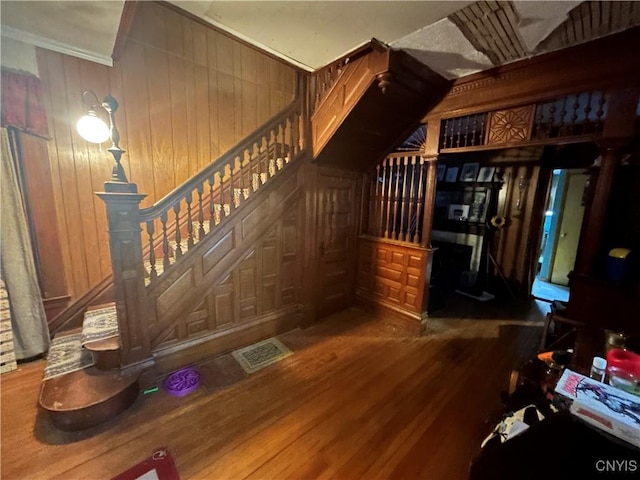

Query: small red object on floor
left=111, top=448, right=180, bottom=480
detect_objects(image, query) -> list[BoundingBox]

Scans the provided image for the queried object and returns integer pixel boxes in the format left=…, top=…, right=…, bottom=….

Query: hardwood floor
left=1, top=301, right=545, bottom=479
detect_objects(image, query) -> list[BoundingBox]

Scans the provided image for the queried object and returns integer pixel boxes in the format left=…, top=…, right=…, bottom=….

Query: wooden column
left=420, top=155, right=438, bottom=248
left=420, top=117, right=441, bottom=248
left=574, top=87, right=639, bottom=277
left=573, top=147, right=620, bottom=276
left=298, top=157, right=318, bottom=327
left=97, top=183, right=152, bottom=369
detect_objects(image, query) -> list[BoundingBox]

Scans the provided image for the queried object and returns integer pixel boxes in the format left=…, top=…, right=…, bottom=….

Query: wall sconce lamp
left=77, top=90, right=128, bottom=183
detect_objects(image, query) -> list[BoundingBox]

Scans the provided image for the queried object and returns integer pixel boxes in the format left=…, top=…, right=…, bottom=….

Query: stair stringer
left=141, top=156, right=306, bottom=372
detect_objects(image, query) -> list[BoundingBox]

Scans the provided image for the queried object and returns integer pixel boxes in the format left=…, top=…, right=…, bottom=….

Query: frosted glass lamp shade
left=76, top=112, right=110, bottom=144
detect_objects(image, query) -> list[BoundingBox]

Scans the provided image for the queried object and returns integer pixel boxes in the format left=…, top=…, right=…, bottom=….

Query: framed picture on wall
left=448, top=204, right=470, bottom=221
left=477, top=166, right=496, bottom=182
left=436, top=164, right=446, bottom=182
left=445, top=166, right=459, bottom=182
left=460, top=162, right=480, bottom=182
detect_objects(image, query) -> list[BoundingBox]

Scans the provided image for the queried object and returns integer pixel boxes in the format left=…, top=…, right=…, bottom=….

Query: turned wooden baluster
left=160, top=211, right=170, bottom=272
left=406, top=156, right=417, bottom=242
left=368, top=167, right=377, bottom=236
left=378, top=160, right=387, bottom=238
left=384, top=157, right=393, bottom=239
left=173, top=203, right=182, bottom=259
left=583, top=91, right=593, bottom=134
left=185, top=192, right=194, bottom=249
left=258, top=135, right=267, bottom=186
left=268, top=129, right=277, bottom=176
left=196, top=184, right=205, bottom=240
left=595, top=92, right=606, bottom=133
left=399, top=156, right=409, bottom=241
left=218, top=168, right=225, bottom=222
left=146, top=220, right=157, bottom=280
left=207, top=174, right=215, bottom=232
left=291, top=112, right=300, bottom=156
left=391, top=157, right=401, bottom=240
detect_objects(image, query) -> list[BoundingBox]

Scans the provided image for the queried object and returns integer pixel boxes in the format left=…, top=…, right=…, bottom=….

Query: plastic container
left=606, top=348, right=640, bottom=396
left=606, top=248, right=631, bottom=282
left=589, top=357, right=607, bottom=382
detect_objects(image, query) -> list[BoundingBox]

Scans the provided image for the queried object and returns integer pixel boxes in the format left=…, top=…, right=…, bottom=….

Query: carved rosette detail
left=487, top=106, right=534, bottom=145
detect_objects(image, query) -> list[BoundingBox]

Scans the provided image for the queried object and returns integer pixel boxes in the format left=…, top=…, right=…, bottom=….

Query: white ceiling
left=173, top=1, right=473, bottom=70
left=0, top=1, right=124, bottom=66
left=0, top=0, right=628, bottom=79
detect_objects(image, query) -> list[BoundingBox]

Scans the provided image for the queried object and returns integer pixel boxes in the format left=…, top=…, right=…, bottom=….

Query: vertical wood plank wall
left=36, top=1, right=297, bottom=301
left=491, top=162, right=541, bottom=293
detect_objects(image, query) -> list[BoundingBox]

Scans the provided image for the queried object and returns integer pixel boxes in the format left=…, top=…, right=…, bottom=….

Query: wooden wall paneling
left=164, top=7, right=184, bottom=58
left=191, top=21, right=208, bottom=68
left=217, top=70, right=235, bottom=155
left=355, top=237, right=428, bottom=317
left=194, top=65, right=211, bottom=172
left=256, top=55, right=272, bottom=126
left=183, top=55, right=198, bottom=177
left=37, top=50, right=77, bottom=298
left=15, top=133, right=68, bottom=300
left=492, top=164, right=541, bottom=293
left=36, top=1, right=298, bottom=303
left=56, top=55, right=92, bottom=293
left=78, top=59, right=114, bottom=280
left=168, top=50, right=190, bottom=187
left=120, top=41, right=155, bottom=202
left=146, top=164, right=302, bottom=349
left=262, top=231, right=278, bottom=313
left=207, top=29, right=220, bottom=160
left=146, top=46, right=175, bottom=198
left=241, top=45, right=258, bottom=134
left=239, top=250, right=258, bottom=319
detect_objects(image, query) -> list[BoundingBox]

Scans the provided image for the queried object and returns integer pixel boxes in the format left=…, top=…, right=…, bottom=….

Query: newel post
left=97, top=182, right=153, bottom=369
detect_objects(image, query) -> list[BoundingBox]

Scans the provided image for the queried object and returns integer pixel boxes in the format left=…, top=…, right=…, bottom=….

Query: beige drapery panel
left=0, top=127, right=49, bottom=359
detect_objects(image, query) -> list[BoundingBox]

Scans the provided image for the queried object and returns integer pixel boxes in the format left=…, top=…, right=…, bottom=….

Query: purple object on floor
left=163, top=367, right=201, bottom=397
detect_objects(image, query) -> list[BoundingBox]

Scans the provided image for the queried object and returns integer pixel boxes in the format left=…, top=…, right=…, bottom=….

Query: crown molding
left=1, top=25, right=113, bottom=67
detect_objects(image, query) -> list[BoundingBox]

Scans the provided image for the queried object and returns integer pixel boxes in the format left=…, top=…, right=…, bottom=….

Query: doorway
left=316, top=169, right=361, bottom=319
left=532, top=168, right=588, bottom=302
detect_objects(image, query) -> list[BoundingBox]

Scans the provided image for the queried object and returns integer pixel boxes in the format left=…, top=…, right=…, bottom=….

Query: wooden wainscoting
left=355, top=236, right=431, bottom=334
left=146, top=161, right=304, bottom=374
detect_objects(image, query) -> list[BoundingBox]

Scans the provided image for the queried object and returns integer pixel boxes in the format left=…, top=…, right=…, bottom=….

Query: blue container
left=606, top=248, right=631, bottom=283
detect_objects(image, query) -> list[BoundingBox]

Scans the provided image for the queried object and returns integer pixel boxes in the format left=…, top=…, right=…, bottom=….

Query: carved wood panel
left=316, top=172, right=361, bottom=319
left=150, top=205, right=298, bottom=349
left=356, top=237, right=428, bottom=314
left=486, top=106, right=534, bottom=146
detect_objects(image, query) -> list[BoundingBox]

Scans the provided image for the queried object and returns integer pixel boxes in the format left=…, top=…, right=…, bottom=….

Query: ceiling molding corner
left=1, top=25, right=113, bottom=67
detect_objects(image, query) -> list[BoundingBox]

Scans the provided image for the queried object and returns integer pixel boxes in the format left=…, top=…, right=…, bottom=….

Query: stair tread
left=82, top=303, right=118, bottom=347
left=39, top=366, right=138, bottom=412
left=83, top=336, right=120, bottom=352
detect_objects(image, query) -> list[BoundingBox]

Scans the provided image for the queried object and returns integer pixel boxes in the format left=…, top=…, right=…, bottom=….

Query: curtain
left=0, top=127, right=49, bottom=359
left=1, top=68, right=49, bottom=139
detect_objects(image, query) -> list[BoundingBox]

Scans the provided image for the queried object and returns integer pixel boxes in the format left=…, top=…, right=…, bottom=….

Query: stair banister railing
left=138, top=98, right=305, bottom=286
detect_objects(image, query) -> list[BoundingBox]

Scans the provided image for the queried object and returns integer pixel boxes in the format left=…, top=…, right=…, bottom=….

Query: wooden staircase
left=38, top=94, right=307, bottom=430
left=38, top=43, right=450, bottom=431
left=311, top=41, right=450, bottom=171
left=39, top=304, right=139, bottom=431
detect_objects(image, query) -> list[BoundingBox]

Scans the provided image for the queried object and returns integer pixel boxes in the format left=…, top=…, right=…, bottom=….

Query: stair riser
left=93, top=349, right=121, bottom=371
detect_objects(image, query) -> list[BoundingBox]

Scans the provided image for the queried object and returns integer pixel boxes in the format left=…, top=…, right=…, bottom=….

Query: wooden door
left=316, top=170, right=361, bottom=319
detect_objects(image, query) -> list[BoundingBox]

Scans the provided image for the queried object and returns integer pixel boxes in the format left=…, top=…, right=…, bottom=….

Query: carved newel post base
left=97, top=184, right=153, bottom=370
